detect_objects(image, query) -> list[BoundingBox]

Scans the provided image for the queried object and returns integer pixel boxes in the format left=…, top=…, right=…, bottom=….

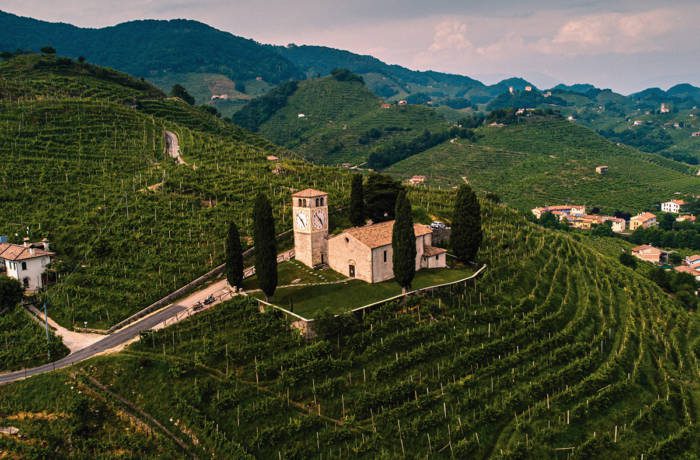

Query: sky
left=3, top=0, right=699, bottom=93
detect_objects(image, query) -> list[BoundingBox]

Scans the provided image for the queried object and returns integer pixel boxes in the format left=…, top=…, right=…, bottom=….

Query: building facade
left=292, top=189, right=447, bottom=283
left=292, top=189, right=329, bottom=268
left=660, top=200, right=686, bottom=214
left=0, top=238, right=54, bottom=291
left=629, top=212, right=657, bottom=231
left=327, top=220, right=446, bottom=283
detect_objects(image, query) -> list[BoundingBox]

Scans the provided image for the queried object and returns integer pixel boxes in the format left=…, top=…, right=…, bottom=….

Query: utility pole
left=43, top=301, right=50, bottom=360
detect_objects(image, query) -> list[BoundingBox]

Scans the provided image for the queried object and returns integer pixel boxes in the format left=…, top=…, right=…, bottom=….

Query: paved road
left=0, top=304, right=186, bottom=385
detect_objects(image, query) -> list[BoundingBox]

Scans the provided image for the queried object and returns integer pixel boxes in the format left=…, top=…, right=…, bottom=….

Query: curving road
left=0, top=304, right=186, bottom=385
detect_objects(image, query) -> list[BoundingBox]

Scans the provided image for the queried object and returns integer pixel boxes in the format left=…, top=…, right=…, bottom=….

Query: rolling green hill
left=0, top=53, right=699, bottom=459
left=386, top=117, right=699, bottom=212
left=2, top=196, right=698, bottom=458
left=239, top=74, right=452, bottom=165
left=0, top=53, right=347, bottom=330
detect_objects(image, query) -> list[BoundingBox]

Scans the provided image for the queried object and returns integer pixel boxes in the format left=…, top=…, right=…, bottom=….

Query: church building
left=292, top=188, right=447, bottom=283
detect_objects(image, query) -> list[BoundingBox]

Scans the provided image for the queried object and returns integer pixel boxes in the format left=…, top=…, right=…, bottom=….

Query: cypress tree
left=349, top=174, right=365, bottom=227
left=225, top=222, right=244, bottom=292
left=451, top=184, right=482, bottom=263
left=253, top=193, right=277, bottom=301
left=392, top=190, right=416, bottom=295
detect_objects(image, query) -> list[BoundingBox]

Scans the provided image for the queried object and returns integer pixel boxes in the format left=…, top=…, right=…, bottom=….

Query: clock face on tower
left=295, top=211, right=308, bottom=230
left=312, top=209, right=326, bottom=230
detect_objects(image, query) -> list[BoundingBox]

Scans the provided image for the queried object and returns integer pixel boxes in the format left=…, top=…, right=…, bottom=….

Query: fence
left=257, top=264, right=487, bottom=338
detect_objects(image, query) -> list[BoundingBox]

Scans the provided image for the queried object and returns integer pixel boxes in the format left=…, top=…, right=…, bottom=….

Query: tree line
left=367, top=127, right=476, bottom=169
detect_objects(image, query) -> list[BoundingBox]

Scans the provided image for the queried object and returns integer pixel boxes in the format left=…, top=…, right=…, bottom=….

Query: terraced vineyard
left=4, top=200, right=694, bottom=457
left=252, top=76, right=451, bottom=165
left=0, top=307, right=68, bottom=372
left=386, top=118, right=699, bottom=212
left=0, top=54, right=349, bottom=329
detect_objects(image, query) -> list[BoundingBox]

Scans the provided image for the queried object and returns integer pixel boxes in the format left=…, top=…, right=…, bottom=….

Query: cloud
left=545, top=9, right=679, bottom=55
left=429, top=19, right=473, bottom=52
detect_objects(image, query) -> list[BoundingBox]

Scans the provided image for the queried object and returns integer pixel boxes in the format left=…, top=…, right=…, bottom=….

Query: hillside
left=1, top=196, right=698, bottom=457
left=237, top=74, right=452, bottom=165
left=386, top=117, right=699, bottom=212
left=0, top=53, right=347, bottom=330
left=0, top=10, right=300, bottom=113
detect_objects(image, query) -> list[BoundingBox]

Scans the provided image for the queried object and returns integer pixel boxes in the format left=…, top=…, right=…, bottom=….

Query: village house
left=531, top=205, right=586, bottom=220
left=691, top=131, right=700, bottom=137
left=660, top=103, right=671, bottom=114
left=595, top=165, right=608, bottom=174
left=0, top=238, right=54, bottom=291
left=398, top=100, right=408, bottom=106
left=266, top=155, right=279, bottom=162
left=633, top=120, right=643, bottom=126
left=381, top=103, right=392, bottom=109
left=292, top=189, right=446, bottom=284
left=676, top=215, right=696, bottom=223
left=660, top=200, right=686, bottom=214
left=674, top=265, right=700, bottom=281
left=686, top=254, right=700, bottom=269
left=629, top=212, right=657, bottom=231
left=631, top=244, right=667, bottom=265
left=559, top=214, right=626, bottom=233
left=407, top=175, right=426, bottom=186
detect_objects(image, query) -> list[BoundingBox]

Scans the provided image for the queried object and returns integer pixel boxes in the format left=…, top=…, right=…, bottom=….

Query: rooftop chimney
left=41, top=238, right=50, bottom=251
left=23, top=237, right=30, bottom=248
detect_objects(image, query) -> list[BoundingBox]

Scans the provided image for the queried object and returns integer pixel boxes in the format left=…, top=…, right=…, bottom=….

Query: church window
left=383, top=250, right=387, bottom=262
left=21, top=262, right=27, bottom=270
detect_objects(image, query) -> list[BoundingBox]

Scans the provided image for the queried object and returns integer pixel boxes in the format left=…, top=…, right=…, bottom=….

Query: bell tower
left=292, top=189, right=328, bottom=268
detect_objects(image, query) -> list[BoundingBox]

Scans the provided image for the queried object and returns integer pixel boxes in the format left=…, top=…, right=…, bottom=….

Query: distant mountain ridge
left=0, top=11, right=301, bottom=84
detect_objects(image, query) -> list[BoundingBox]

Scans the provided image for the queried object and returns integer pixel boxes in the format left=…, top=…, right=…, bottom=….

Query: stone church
left=292, top=188, right=447, bottom=283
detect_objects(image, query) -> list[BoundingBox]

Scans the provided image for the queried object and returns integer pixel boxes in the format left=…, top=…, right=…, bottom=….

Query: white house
left=660, top=200, right=686, bottom=214
left=0, top=238, right=54, bottom=291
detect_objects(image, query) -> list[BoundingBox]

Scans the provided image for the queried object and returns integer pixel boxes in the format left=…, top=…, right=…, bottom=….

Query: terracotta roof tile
left=0, top=243, right=54, bottom=261
left=342, top=221, right=432, bottom=249
left=631, top=212, right=656, bottom=222
left=422, top=245, right=447, bottom=257
left=292, top=188, right=327, bottom=198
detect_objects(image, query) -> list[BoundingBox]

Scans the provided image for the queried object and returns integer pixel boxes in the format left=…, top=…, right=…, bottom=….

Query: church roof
left=343, top=221, right=432, bottom=249
left=292, top=188, right=327, bottom=198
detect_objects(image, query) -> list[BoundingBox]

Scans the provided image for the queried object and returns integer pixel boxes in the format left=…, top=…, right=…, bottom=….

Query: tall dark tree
left=349, top=174, right=365, bottom=227
left=225, top=222, right=244, bottom=292
left=253, top=193, right=277, bottom=301
left=170, top=84, right=195, bottom=105
left=0, top=277, right=23, bottom=311
left=364, top=174, right=403, bottom=223
left=392, top=190, right=416, bottom=295
left=451, top=184, right=483, bottom=263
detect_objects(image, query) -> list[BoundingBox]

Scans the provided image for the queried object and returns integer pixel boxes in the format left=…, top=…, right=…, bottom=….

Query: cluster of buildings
left=292, top=188, right=446, bottom=284
left=0, top=237, right=54, bottom=291
left=532, top=198, right=695, bottom=235
left=531, top=205, right=626, bottom=233
left=631, top=245, right=700, bottom=281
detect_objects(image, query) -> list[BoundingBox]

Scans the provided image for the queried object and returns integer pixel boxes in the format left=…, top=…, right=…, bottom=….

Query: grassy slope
left=2, top=197, right=697, bottom=458
left=0, top=54, right=348, bottom=329
left=256, top=76, right=450, bottom=165
left=386, top=118, right=699, bottom=212
left=0, top=307, right=68, bottom=371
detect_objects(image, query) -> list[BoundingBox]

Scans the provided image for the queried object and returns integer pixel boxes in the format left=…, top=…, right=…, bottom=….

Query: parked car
left=203, top=295, right=216, bottom=305
left=430, top=221, right=447, bottom=230
left=192, top=301, right=204, bottom=311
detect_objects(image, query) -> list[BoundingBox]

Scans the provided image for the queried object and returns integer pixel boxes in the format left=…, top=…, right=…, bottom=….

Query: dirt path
left=25, top=305, right=104, bottom=353
left=164, top=131, right=187, bottom=165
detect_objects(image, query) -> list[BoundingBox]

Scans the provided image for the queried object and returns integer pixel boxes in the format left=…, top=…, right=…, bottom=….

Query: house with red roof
left=0, top=238, right=54, bottom=291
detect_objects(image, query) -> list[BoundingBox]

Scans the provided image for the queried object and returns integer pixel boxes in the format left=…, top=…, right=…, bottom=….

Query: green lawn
left=249, top=264, right=474, bottom=319
left=241, top=259, right=346, bottom=291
